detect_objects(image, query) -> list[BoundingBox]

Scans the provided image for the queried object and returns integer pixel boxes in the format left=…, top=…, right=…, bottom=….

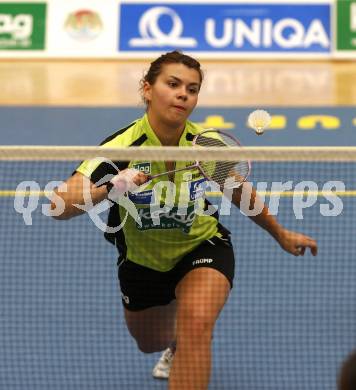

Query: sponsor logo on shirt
left=132, top=162, right=151, bottom=174
left=136, top=204, right=195, bottom=233
left=189, top=178, right=207, bottom=201
left=128, top=190, right=155, bottom=205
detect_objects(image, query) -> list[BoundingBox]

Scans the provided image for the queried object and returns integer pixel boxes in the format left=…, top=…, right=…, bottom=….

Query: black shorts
left=118, top=235, right=235, bottom=311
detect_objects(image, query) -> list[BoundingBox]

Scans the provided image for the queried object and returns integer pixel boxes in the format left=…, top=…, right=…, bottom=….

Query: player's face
left=144, top=63, right=201, bottom=128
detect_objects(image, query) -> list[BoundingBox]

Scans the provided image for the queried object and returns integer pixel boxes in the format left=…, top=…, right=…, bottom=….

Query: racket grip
left=107, top=168, right=141, bottom=196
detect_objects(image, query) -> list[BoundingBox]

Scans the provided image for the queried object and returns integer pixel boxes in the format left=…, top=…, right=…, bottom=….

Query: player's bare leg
left=123, top=300, right=176, bottom=353
left=169, top=268, right=230, bottom=390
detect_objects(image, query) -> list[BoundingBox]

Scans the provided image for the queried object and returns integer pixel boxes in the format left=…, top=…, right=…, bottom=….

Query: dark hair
left=338, top=351, right=356, bottom=390
left=140, top=51, right=204, bottom=104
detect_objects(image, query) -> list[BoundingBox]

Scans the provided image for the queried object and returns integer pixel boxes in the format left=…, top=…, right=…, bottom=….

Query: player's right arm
left=50, top=172, right=108, bottom=220
left=50, top=169, right=148, bottom=220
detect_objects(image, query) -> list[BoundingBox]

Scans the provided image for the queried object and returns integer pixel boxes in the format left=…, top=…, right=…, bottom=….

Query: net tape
left=1, top=146, right=356, bottom=161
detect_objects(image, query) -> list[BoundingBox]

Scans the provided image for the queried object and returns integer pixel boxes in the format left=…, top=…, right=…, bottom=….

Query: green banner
left=0, top=3, right=46, bottom=50
left=337, top=0, right=356, bottom=50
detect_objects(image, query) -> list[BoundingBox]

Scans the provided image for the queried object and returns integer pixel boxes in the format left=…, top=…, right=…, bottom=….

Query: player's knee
left=178, top=312, right=214, bottom=342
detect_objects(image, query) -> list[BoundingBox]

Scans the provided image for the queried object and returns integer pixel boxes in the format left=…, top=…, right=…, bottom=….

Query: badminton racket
left=147, top=129, right=251, bottom=189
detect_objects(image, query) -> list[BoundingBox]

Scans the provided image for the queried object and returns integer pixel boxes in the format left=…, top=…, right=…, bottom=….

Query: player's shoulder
left=185, top=120, right=206, bottom=136
left=100, top=116, right=148, bottom=148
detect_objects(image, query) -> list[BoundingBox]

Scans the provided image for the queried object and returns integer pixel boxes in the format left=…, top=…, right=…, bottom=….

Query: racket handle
left=147, top=172, right=166, bottom=180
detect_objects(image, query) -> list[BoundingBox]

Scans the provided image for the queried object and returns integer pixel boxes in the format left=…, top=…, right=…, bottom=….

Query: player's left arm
left=231, top=182, right=318, bottom=257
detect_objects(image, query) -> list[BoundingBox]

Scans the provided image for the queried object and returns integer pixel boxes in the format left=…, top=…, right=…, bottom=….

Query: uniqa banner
left=118, top=2, right=331, bottom=55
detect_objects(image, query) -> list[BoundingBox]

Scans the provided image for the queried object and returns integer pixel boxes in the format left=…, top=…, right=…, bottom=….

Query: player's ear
left=143, top=81, right=152, bottom=103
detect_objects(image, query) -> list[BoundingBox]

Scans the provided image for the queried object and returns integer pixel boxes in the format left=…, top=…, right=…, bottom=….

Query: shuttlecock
left=248, top=109, right=271, bottom=135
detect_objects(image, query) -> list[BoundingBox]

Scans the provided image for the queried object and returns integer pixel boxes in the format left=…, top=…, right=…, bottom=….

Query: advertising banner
left=47, top=0, right=117, bottom=56
left=336, top=0, right=356, bottom=51
left=118, top=2, right=331, bottom=56
left=0, top=2, right=46, bottom=50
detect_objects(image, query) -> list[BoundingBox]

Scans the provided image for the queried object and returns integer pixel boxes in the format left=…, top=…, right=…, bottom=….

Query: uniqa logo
left=129, top=6, right=197, bottom=47
left=205, top=18, right=330, bottom=49
left=64, top=9, right=103, bottom=41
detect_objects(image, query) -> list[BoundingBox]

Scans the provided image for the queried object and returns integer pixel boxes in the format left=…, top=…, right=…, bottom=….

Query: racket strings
left=194, top=130, right=250, bottom=188
left=200, top=160, right=249, bottom=188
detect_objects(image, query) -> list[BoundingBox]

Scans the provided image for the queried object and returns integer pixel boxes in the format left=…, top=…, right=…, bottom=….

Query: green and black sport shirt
left=76, top=114, right=228, bottom=272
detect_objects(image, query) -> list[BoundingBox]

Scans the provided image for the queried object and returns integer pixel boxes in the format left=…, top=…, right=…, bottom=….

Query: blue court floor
left=0, top=106, right=355, bottom=390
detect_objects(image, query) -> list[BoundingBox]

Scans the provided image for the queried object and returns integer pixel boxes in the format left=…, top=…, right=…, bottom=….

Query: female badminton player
left=51, top=51, right=318, bottom=390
